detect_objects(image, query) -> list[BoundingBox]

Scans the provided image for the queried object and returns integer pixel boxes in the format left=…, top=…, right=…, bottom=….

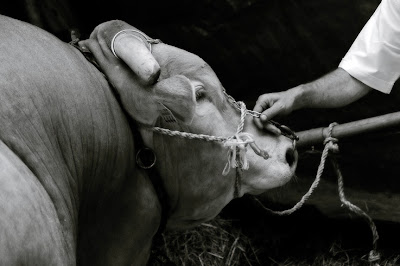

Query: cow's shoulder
left=0, top=14, right=134, bottom=178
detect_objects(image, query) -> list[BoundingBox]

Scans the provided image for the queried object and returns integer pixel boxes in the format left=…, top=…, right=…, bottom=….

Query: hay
left=148, top=212, right=400, bottom=266
left=149, top=216, right=259, bottom=266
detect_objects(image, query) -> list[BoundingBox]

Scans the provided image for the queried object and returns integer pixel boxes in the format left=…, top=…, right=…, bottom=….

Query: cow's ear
left=153, top=75, right=196, bottom=124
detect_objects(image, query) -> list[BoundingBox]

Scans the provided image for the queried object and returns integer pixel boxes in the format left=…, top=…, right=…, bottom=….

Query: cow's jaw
left=239, top=142, right=298, bottom=195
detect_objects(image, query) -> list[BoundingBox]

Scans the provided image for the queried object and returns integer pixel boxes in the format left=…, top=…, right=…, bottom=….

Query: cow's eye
left=195, top=86, right=206, bottom=101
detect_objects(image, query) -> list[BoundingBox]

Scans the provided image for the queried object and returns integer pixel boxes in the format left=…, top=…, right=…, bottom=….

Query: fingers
left=253, top=116, right=281, bottom=135
left=254, top=93, right=282, bottom=121
left=253, top=94, right=276, bottom=114
left=253, top=116, right=266, bottom=131
left=253, top=93, right=284, bottom=134
left=265, top=123, right=281, bottom=135
left=260, top=102, right=286, bottom=121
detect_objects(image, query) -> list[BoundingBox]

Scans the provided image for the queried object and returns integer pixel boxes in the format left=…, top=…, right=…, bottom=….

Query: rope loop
left=253, top=121, right=380, bottom=263
left=368, top=250, right=381, bottom=263
left=253, top=122, right=339, bottom=215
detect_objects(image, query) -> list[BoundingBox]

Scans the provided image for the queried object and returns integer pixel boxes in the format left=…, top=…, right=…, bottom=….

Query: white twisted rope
left=223, top=102, right=252, bottom=175
left=253, top=122, right=380, bottom=263
left=151, top=127, right=227, bottom=143
left=253, top=122, right=338, bottom=215
left=332, top=157, right=380, bottom=263
left=145, top=101, right=270, bottom=177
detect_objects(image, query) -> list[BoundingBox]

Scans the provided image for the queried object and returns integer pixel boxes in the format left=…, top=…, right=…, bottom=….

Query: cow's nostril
left=285, top=148, right=295, bottom=167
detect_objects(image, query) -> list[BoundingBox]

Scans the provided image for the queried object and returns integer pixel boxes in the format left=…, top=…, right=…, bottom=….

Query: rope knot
left=222, top=133, right=270, bottom=176
left=324, top=122, right=339, bottom=153
left=222, top=133, right=253, bottom=176
left=368, top=250, right=381, bottom=263
left=323, top=136, right=339, bottom=153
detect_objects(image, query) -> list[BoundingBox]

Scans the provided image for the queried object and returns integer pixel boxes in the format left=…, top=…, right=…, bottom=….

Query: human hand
left=78, top=20, right=160, bottom=87
left=253, top=87, right=299, bottom=132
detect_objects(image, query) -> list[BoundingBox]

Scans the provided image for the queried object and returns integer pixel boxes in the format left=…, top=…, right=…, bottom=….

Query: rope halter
left=140, top=91, right=298, bottom=198
left=108, top=29, right=299, bottom=183
left=146, top=100, right=270, bottom=176
left=107, top=28, right=299, bottom=178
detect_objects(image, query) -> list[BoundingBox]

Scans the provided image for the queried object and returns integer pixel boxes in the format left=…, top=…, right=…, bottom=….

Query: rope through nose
left=222, top=101, right=269, bottom=176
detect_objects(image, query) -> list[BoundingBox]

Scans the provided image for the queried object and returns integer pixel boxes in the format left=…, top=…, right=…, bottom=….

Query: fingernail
left=260, top=114, right=267, bottom=121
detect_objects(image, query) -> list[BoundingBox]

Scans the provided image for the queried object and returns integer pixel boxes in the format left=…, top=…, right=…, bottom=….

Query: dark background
left=3, top=0, right=400, bottom=219
left=3, top=0, right=399, bottom=128
left=3, top=1, right=400, bottom=262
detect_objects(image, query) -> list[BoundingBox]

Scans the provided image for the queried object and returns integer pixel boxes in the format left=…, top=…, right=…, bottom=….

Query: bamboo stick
left=296, top=111, right=400, bottom=148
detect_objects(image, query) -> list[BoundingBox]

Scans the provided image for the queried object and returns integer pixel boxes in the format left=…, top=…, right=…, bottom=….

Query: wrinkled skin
left=0, top=16, right=297, bottom=265
left=0, top=15, right=159, bottom=265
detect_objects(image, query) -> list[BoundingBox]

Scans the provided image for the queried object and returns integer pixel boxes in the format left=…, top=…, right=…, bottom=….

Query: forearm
left=292, top=68, right=372, bottom=110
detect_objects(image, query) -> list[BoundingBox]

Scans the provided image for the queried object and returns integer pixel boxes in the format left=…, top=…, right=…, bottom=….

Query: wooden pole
left=296, top=111, right=400, bottom=148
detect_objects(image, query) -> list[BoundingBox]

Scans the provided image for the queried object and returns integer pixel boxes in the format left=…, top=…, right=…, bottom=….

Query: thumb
left=260, top=102, right=285, bottom=122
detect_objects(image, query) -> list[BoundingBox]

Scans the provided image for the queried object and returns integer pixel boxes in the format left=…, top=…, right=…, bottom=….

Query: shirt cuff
left=339, top=59, right=393, bottom=94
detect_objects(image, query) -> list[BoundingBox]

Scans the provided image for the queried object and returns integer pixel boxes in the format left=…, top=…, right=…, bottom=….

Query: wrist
left=289, top=85, right=307, bottom=111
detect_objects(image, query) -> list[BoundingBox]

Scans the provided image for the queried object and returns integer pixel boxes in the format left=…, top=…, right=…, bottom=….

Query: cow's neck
left=76, top=113, right=161, bottom=264
left=151, top=131, right=237, bottom=230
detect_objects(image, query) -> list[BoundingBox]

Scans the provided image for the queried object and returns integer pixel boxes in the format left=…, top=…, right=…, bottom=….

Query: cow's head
left=113, top=42, right=297, bottom=230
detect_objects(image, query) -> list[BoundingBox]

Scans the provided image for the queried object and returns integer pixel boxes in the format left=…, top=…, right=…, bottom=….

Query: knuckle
left=257, top=94, right=269, bottom=101
left=277, top=103, right=286, bottom=110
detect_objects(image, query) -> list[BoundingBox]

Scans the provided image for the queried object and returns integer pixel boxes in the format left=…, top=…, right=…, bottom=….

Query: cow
left=0, top=15, right=297, bottom=265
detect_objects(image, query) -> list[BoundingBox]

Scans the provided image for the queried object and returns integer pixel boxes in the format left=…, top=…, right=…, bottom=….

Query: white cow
left=0, top=16, right=297, bottom=265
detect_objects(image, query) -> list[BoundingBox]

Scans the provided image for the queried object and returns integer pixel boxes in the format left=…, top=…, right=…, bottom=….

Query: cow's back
left=0, top=15, right=135, bottom=264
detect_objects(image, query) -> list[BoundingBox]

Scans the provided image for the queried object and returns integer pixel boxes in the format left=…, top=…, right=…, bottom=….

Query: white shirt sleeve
left=339, top=0, right=400, bottom=94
